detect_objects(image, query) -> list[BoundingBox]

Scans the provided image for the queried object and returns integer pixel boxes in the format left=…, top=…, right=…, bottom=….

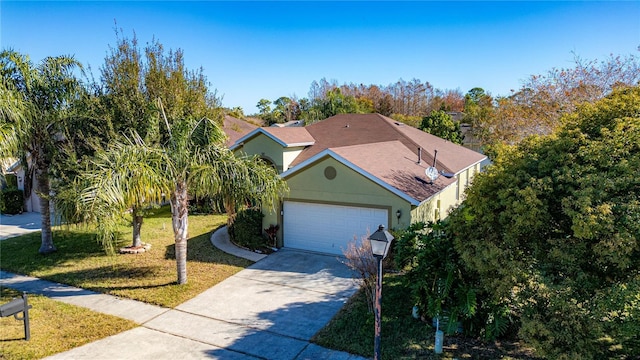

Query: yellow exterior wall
left=236, top=134, right=286, bottom=172
left=410, top=162, right=482, bottom=224
left=235, top=133, right=306, bottom=173
left=264, top=156, right=413, bottom=244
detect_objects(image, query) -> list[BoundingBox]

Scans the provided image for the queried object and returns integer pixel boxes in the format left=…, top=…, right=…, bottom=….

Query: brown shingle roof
left=262, top=127, right=315, bottom=146
left=330, top=141, right=455, bottom=202
left=290, top=113, right=486, bottom=173
left=223, top=115, right=258, bottom=147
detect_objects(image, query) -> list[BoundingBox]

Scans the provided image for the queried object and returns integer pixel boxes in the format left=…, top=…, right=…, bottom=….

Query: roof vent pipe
left=433, top=149, right=438, bottom=167
left=417, top=147, right=422, bottom=164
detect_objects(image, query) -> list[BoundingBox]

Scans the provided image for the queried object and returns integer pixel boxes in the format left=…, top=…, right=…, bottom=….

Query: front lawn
left=0, top=287, right=138, bottom=360
left=0, top=207, right=252, bottom=307
left=313, top=273, right=539, bottom=359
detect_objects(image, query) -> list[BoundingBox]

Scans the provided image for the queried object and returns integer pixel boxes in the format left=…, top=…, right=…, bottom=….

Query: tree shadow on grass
left=0, top=229, right=128, bottom=273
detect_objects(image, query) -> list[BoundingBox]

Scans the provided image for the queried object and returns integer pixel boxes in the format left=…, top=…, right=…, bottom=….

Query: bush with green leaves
left=419, top=110, right=464, bottom=144
left=228, top=207, right=267, bottom=250
left=395, top=221, right=513, bottom=339
left=0, top=188, right=24, bottom=214
left=447, top=86, right=640, bottom=359
left=2, top=174, right=18, bottom=189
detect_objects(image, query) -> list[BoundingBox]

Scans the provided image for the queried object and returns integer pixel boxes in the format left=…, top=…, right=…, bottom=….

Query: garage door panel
left=283, top=201, right=388, bottom=255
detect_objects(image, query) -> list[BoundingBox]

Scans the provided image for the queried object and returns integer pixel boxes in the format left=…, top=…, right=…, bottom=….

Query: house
left=231, top=113, right=487, bottom=255
left=4, top=157, right=42, bottom=213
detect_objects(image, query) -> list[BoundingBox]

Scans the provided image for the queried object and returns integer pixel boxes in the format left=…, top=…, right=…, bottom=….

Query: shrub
left=342, top=236, right=377, bottom=313
left=2, top=174, right=18, bottom=189
left=396, top=220, right=512, bottom=339
left=229, top=207, right=267, bottom=250
left=188, top=196, right=216, bottom=214
left=0, top=188, right=24, bottom=214
left=446, top=87, right=640, bottom=358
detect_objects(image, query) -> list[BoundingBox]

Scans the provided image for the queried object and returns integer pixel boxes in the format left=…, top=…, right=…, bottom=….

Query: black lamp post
left=368, top=224, right=394, bottom=360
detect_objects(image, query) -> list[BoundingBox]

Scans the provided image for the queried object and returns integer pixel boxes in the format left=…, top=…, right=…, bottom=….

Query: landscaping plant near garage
left=228, top=207, right=273, bottom=254
left=0, top=188, right=24, bottom=215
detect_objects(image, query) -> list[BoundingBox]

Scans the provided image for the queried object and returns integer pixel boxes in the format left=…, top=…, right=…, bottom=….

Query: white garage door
left=283, top=201, right=388, bottom=255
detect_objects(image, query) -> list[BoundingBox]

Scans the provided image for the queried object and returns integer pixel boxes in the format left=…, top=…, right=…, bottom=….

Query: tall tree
left=0, top=50, right=81, bottom=254
left=483, top=54, right=640, bottom=146
left=463, top=87, right=496, bottom=145
left=448, top=85, right=640, bottom=358
left=144, top=39, right=285, bottom=284
left=99, top=30, right=156, bottom=141
left=420, top=110, right=463, bottom=144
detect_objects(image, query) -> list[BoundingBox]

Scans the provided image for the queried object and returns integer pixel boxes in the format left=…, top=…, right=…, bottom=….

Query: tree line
left=254, top=53, right=640, bottom=149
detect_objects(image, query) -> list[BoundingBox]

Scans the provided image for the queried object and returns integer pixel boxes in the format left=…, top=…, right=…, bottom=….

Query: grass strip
left=0, top=207, right=252, bottom=307
left=0, top=286, right=138, bottom=360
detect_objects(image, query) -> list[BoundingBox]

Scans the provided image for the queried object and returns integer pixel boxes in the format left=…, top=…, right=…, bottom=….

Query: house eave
left=229, top=128, right=315, bottom=150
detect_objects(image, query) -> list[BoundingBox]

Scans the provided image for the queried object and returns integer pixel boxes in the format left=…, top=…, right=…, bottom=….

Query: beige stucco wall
left=282, top=148, right=305, bottom=171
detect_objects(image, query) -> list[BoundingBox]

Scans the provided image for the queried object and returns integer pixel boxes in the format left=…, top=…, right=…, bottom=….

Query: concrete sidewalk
left=1, top=227, right=367, bottom=360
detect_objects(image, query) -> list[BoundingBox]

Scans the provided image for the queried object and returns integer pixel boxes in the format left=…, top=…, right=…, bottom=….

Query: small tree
left=343, top=235, right=377, bottom=313
left=420, top=110, right=463, bottom=144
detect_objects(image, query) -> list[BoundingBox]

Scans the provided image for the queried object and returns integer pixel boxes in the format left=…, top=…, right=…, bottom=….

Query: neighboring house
left=222, top=115, right=259, bottom=148
left=270, top=120, right=305, bottom=128
left=4, top=157, right=41, bottom=213
left=232, top=113, right=487, bottom=255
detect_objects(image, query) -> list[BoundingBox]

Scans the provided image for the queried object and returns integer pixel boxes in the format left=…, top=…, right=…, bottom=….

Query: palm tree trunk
left=224, top=197, right=236, bottom=228
left=132, top=207, right=143, bottom=248
left=171, top=180, right=189, bottom=285
left=37, top=169, right=56, bottom=254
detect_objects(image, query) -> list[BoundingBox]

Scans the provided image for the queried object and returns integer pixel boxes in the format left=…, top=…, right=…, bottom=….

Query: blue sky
left=2, top=1, right=639, bottom=114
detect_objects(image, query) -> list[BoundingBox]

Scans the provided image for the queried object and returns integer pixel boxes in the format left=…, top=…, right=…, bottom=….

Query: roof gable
left=230, top=127, right=315, bottom=150
left=281, top=148, right=423, bottom=205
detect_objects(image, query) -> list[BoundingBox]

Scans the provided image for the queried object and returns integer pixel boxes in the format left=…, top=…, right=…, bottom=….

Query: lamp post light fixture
left=368, top=224, right=394, bottom=360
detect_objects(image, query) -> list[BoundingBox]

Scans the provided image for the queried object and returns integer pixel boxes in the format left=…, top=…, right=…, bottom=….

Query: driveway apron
left=0, top=212, right=42, bottom=240
left=44, top=249, right=364, bottom=360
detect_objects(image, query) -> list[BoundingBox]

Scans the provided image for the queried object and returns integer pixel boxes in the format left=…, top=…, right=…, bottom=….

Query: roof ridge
left=376, top=115, right=454, bottom=173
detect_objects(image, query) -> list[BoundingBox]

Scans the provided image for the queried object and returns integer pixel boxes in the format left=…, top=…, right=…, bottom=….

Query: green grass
left=0, top=206, right=253, bottom=307
left=0, top=286, right=138, bottom=360
left=313, top=273, right=539, bottom=360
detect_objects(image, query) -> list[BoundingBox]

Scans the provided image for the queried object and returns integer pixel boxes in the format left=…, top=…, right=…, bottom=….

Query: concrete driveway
left=0, top=212, right=41, bottom=240
left=45, top=249, right=365, bottom=360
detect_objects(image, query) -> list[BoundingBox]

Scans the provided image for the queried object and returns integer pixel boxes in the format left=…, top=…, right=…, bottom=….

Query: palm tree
left=218, top=155, right=288, bottom=228
left=0, top=50, right=81, bottom=254
left=159, top=112, right=287, bottom=284
left=69, top=114, right=286, bottom=284
left=60, top=134, right=171, bottom=253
